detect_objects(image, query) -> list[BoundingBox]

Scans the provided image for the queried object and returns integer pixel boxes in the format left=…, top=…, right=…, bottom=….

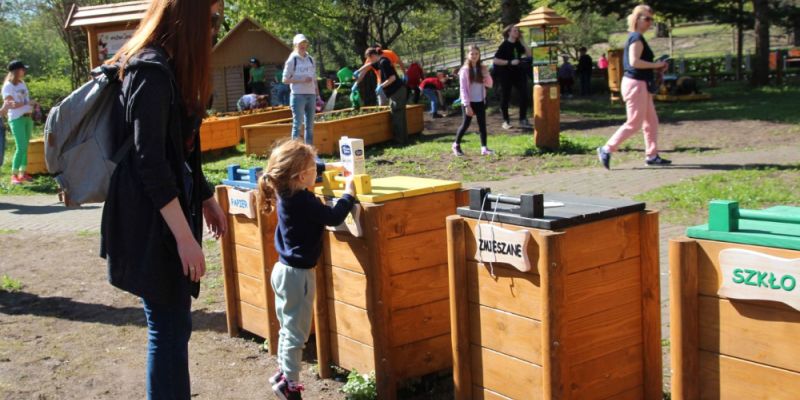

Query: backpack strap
left=112, top=135, right=134, bottom=164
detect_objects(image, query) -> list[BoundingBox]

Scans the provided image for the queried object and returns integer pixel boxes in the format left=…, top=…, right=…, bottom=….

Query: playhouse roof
left=517, top=7, right=571, bottom=28
left=213, top=17, right=292, bottom=53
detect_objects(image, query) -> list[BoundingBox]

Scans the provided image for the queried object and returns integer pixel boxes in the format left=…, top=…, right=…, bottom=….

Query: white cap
left=293, top=34, right=309, bottom=46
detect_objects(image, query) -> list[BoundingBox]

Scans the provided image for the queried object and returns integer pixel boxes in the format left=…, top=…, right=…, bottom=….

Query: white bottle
left=339, top=136, right=366, bottom=176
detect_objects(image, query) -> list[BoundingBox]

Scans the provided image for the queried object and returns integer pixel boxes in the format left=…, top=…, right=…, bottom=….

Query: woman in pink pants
left=598, top=4, right=670, bottom=169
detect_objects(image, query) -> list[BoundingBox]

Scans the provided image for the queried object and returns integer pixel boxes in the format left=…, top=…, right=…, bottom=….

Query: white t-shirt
left=2, top=80, right=32, bottom=120
left=239, top=94, right=258, bottom=109
left=282, top=52, right=317, bottom=95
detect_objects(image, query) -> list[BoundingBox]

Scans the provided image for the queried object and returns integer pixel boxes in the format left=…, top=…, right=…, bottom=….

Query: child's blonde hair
left=258, top=139, right=317, bottom=214
left=627, top=4, right=653, bottom=32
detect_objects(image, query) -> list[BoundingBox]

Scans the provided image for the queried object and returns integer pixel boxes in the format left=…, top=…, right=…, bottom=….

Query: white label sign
left=718, top=249, right=800, bottom=311
left=97, top=30, right=135, bottom=62
left=228, top=189, right=256, bottom=219
left=326, top=201, right=363, bottom=238
left=474, top=224, right=531, bottom=272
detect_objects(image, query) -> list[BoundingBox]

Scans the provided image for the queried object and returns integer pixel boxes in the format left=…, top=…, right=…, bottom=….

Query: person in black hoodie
left=101, top=1, right=225, bottom=399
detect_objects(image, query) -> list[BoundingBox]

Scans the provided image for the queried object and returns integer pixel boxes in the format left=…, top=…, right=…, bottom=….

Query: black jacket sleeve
left=306, top=193, right=356, bottom=227
left=128, top=69, right=179, bottom=210
left=199, top=173, right=215, bottom=201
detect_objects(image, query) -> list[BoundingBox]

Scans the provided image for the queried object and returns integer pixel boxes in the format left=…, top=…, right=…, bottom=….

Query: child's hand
left=344, top=174, right=356, bottom=196
left=325, top=162, right=345, bottom=172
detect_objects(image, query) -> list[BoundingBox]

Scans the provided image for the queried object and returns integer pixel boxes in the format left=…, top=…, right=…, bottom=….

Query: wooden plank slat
left=698, top=351, right=800, bottom=400
left=330, top=333, right=375, bottom=374
left=323, top=232, right=369, bottom=274
left=467, top=261, right=542, bottom=321
left=391, top=299, right=450, bottom=347
left=235, top=272, right=267, bottom=309
left=638, top=210, right=662, bottom=400
left=328, top=299, right=373, bottom=346
left=698, top=296, right=800, bottom=373
left=564, top=299, right=643, bottom=366
left=324, top=265, right=367, bottom=309
left=391, top=334, right=453, bottom=380
left=669, top=238, right=699, bottom=400
left=238, top=301, right=269, bottom=339
left=470, top=345, right=543, bottom=400
left=564, top=256, right=641, bottom=321
left=561, top=212, right=641, bottom=274
left=471, top=386, right=513, bottom=400
left=448, top=216, right=472, bottom=400
left=231, top=215, right=261, bottom=250
left=232, top=244, right=263, bottom=280
left=384, top=228, right=448, bottom=275
left=389, top=264, right=449, bottom=311
left=468, top=303, right=542, bottom=365
left=540, top=232, right=567, bottom=399
left=380, top=191, right=456, bottom=239
left=217, top=187, right=241, bottom=338
left=567, top=343, right=644, bottom=400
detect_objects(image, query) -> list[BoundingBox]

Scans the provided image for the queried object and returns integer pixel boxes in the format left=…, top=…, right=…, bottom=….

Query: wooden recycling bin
left=312, top=173, right=462, bottom=400
left=216, top=165, right=280, bottom=354
left=670, top=201, right=800, bottom=400
left=447, top=188, right=662, bottom=400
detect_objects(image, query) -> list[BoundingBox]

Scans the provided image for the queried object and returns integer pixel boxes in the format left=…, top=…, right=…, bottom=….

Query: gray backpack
left=44, top=65, right=133, bottom=207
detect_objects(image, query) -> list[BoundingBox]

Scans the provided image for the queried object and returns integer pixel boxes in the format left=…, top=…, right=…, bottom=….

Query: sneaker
left=501, top=121, right=513, bottom=130
left=269, top=370, right=284, bottom=385
left=21, top=173, right=33, bottom=182
left=10, top=175, right=22, bottom=185
left=481, top=147, right=495, bottom=156
left=645, top=155, right=672, bottom=166
left=597, top=147, right=611, bottom=170
left=519, top=119, right=533, bottom=129
left=273, top=379, right=304, bottom=400
left=452, top=143, right=464, bottom=157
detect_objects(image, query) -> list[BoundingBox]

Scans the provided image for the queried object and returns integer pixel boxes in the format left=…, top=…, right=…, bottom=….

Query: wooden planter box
left=243, top=105, right=424, bottom=156
left=670, top=201, right=800, bottom=400
left=27, top=138, right=47, bottom=175
left=447, top=190, right=661, bottom=400
left=216, top=183, right=281, bottom=355
left=313, top=175, right=461, bottom=400
left=201, top=107, right=291, bottom=152
left=607, top=49, right=624, bottom=102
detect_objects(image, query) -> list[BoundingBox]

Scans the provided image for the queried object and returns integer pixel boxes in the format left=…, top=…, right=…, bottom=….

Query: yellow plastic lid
left=314, top=175, right=461, bottom=203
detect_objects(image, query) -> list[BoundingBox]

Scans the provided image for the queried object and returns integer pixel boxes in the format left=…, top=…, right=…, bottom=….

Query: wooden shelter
left=65, top=1, right=149, bottom=69
left=211, top=18, right=292, bottom=112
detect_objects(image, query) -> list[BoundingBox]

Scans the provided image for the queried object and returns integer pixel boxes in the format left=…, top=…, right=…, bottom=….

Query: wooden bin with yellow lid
left=312, top=173, right=462, bottom=400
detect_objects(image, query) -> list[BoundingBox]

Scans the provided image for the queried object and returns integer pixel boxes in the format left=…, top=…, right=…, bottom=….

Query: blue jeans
left=142, top=298, right=192, bottom=400
left=290, top=93, right=316, bottom=145
left=423, top=88, right=439, bottom=114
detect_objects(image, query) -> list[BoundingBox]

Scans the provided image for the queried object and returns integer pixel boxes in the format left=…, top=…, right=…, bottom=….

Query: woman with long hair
left=493, top=24, right=532, bottom=130
left=597, top=4, right=670, bottom=169
left=453, top=45, right=494, bottom=156
left=2, top=61, right=37, bottom=184
left=101, top=1, right=227, bottom=398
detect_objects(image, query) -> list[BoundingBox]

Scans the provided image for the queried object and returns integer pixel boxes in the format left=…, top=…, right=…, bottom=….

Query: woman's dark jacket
left=101, top=46, right=214, bottom=305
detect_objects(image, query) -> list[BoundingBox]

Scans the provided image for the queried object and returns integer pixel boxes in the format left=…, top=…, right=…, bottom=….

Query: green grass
left=1, top=275, right=23, bottom=292
left=636, top=165, right=800, bottom=225
left=0, top=229, right=19, bottom=234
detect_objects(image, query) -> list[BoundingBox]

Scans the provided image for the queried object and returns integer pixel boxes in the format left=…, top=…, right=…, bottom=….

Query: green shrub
left=26, top=76, right=72, bottom=111
left=341, top=370, right=377, bottom=400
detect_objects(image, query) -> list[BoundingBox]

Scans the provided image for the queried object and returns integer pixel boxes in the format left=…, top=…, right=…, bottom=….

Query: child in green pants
left=3, top=60, right=36, bottom=184
left=258, top=140, right=356, bottom=400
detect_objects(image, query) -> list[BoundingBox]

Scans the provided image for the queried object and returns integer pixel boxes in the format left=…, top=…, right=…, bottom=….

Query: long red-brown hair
left=109, top=0, right=218, bottom=115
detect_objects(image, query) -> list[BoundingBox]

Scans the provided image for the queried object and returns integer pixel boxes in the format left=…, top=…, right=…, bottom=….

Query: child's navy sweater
left=275, top=189, right=355, bottom=268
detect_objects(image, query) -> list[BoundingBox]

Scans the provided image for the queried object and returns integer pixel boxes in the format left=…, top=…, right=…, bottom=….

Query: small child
left=259, top=139, right=356, bottom=400
left=419, top=71, right=447, bottom=118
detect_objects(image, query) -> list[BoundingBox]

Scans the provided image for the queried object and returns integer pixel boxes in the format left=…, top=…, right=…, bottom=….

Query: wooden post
left=363, top=204, right=396, bottom=400
left=216, top=186, right=240, bottom=337
left=86, top=27, right=99, bottom=70
left=447, top=216, right=471, bottom=400
left=541, top=232, right=566, bottom=399
left=669, top=238, right=699, bottom=400
left=640, top=211, right=663, bottom=399
left=313, top=255, right=332, bottom=379
left=257, top=206, right=279, bottom=355
left=533, top=84, right=560, bottom=151
left=776, top=51, right=784, bottom=85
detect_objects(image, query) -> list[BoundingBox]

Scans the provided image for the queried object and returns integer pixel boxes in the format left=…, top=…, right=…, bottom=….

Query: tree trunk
left=500, top=0, right=522, bottom=27
left=736, top=0, right=744, bottom=81
left=656, top=22, right=669, bottom=38
left=794, top=14, right=800, bottom=46
left=751, top=0, right=770, bottom=86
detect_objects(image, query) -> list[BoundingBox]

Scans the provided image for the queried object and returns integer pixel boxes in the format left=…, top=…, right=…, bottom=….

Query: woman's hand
left=177, top=237, right=206, bottom=282
left=465, top=105, right=474, bottom=117
left=202, top=197, right=228, bottom=240
left=510, top=59, right=520, bottom=66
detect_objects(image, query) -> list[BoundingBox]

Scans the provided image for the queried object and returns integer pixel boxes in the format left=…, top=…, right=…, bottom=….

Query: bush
left=26, top=76, right=72, bottom=111
left=341, top=370, right=377, bottom=400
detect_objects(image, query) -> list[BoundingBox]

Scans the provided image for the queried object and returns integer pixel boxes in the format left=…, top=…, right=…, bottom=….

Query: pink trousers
left=606, top=77, right=659, bottom=157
